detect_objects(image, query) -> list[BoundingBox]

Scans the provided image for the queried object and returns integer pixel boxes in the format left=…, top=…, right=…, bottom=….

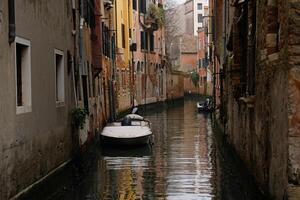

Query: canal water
left=20, top=99, right=265, bottom=200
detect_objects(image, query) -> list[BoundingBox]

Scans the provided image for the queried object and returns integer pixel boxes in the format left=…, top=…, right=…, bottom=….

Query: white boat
left=100, top=113, right=153, bottom=146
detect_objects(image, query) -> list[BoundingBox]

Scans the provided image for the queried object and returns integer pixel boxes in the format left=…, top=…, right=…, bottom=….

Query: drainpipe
left=128, top=1, right=134, bottom=108
left=78, top=0, right=85, bottom=109
left=107, top=0, right=117, bottom=122
left=112, top=0, right=118, bottom=121
left=212, top=0, right=217, bottom=109
left=220, top=0, right=226, bottom=119
left=131, top=48, right=135, bottom=108
left=144, top=31, right=147, bottom=112
left=8, top=0, right=15, bottom=44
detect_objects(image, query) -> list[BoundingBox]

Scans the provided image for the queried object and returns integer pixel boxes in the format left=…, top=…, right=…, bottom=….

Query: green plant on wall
left=71, top=107, right=87, bottom=130
left=190, top=71, right=199, bottom=87
left=148, top=3, right=165, bottom=27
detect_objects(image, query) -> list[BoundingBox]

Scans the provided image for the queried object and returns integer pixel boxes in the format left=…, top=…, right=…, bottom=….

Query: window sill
left=17, top=106, right=32, bottom=115
left=56, top=101, right=65, bottom=107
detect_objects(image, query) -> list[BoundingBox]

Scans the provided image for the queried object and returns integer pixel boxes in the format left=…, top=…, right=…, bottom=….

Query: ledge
left=16, top=105, right=32, bottom=115
left=56, top=101, right=65, bottom=108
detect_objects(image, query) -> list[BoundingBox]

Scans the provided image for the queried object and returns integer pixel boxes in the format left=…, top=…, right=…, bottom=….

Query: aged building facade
left=0, top=1, right=75, bottom=199
left=197, top=28, right=210, bottom=95
left=168, top=34, right=199, bottom=94
left=213, top=0, right=300, bottom=198
left=132, top=0, right=167, bottom=106
left=0, top=1, right=169, bottom=198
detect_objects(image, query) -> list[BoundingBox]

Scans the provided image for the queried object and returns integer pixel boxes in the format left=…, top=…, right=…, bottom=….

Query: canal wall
left=166, top=70, right=185, bottom=101
left=215, top=0, right=300, bottom=199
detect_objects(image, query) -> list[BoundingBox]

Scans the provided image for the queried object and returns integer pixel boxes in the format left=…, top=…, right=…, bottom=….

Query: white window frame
left=15, top=37, right=32, bottom=114
left=54, top=49, right=65, bottom=107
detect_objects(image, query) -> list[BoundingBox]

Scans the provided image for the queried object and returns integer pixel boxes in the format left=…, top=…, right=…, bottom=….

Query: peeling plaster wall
left=287, top=0, right=300, bottom=186
left=0, top=1, right=74, bottom=199
left=224, top=0, right=292, bottom=198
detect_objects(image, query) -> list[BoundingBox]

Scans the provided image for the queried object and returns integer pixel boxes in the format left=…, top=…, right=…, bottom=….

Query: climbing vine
left=190, top=71, right=199, bottom=87
left=148, top=3, right=165, bottom=28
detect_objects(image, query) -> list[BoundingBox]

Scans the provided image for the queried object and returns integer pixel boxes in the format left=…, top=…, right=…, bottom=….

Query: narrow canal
left=20, top=99, right=265, bottom=200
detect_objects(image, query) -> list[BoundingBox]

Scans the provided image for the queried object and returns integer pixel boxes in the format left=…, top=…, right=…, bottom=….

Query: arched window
left=141, top=61, right=144, bottom=73
left=137, top=61, right=140, bottom=72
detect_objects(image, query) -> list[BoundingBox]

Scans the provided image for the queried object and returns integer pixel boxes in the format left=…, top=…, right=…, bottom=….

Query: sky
left=176, top=0, right=186, bottom=4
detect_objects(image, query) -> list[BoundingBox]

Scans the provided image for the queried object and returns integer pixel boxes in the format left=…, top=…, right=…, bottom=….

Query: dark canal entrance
left=20, top=99, right=265, bottom=200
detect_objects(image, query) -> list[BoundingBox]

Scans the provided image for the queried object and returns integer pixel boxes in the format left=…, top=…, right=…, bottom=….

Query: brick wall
left=221, top=0, right=300, bottom=198
left=167, top=71, right=184, bottom=100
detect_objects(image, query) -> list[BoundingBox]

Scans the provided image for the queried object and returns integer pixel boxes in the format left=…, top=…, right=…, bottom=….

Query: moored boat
left=100, top=113, right=153, bottom=146
left=197, top=98, right=213, bottom=112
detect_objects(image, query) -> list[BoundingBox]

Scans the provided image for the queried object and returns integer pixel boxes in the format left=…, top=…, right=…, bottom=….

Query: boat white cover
left=125, top=114, right=144, bottom=120
left=101, top=126, right=152, bottom=139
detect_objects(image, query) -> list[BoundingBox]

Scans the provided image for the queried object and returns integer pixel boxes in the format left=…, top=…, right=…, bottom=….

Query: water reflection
left=99, top=100, right=216, bottom=199
left=19, top=99, right=264, bottom=200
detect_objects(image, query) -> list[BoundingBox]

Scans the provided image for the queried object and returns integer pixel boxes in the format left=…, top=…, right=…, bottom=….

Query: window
left=150, top=34, right=154, bottom=52
left=82, top=0, right=95, bottom=28
left=139, top=0, right=146, bottom=14
left=54, top=49, right=65, bottom=105
left=141, top=61, right=144, bottom=73
left=141, top=31, right=144, bottom=50
left=102, top=22, right=111, bottom=58
left=137, top=62, right=140, bottom=72
left=133, top=0, right=137, bottom=10
left=15, top=37, right=31, bottom=114
left=158, top=37, right=161, bottom=52
left=121, top=24, right=125, bottom=48
left=82, top=75, right=89, bottom=111
left=197, top=3, right=202, bottom=10
left=198, top=14, right=203, bottom=23
left=140, top=31, right=148, bottom=50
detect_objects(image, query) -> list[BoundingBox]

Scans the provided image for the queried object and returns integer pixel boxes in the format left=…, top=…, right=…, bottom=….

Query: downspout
left=212, top=0, right=217, bottom=108
left=112, top=0, right=117, bottom=120
left=131, top=47, right=135, bottom=108
left=79, top=0, right=84, bottom=104
left=106, top=0, right=117, bottom=122
left=141, top=15, right=147, bottom=111
left=108, top=0, right=118, bottom=122
left=128, top=1, right=134, bottom=108
left=144, top=30, right=147, bottom=112
left=8, top=0, right=15, bottom=44
left=72, top=0, right=78, bottom=107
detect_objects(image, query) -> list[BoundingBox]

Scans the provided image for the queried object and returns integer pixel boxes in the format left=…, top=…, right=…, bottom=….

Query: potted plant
left=146, top=3, right=165, bottom=29
left=71, top=107, right=88, bottom=130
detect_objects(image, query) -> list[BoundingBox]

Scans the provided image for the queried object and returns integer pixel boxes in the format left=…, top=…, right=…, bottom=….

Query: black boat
left=197, top=98, right=213, bottom=112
